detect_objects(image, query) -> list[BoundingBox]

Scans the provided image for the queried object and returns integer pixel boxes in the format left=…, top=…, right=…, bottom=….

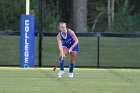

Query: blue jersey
left=60, top=29, right=75, bottom=45
left=59, top=29, right=79, bottom=52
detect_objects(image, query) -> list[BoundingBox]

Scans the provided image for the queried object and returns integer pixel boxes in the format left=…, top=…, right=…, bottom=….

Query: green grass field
left=0, top=67, right=140, bottom=93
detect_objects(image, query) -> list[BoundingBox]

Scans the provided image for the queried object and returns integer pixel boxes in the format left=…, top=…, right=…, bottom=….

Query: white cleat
left=68, top=73, right=74, bottom=78
left=58, top=71, right=64, bottom=78
left=58, top=75, right=62, bottom=78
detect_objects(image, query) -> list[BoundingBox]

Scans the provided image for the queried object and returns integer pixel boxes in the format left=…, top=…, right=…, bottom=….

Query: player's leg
left=58, top=47, right=68, bottom=77
left=59, top=47, right=68, bottom=71
left=68, top=43, right=79, bottom=78
left=68, top=52, right=77, bottom=78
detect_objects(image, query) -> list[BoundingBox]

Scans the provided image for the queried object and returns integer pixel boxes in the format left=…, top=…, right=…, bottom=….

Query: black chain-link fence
left=0, top=32, right=140, bottom=68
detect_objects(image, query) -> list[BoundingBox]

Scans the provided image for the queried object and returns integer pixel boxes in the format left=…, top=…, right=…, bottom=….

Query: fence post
left=97, top=33, right=100, bottom=68
left=38, top=0, right=43, bottom=67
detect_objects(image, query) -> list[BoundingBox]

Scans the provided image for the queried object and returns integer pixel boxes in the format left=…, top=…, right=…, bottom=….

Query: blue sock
left=69, top=63, right=75, bottom=73
left=59, top=58, right=64, bottom=71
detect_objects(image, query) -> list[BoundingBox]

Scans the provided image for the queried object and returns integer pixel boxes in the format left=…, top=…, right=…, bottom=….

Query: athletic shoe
left=68, top=73, right=74, bottom=78
left=58, top=71, right=64, bottom=78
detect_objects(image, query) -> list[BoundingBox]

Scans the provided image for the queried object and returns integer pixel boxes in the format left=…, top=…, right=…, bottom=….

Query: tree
left=0, top=0, right=25, bottom=31
left=107, top=0, right=115, bottom=32
left=112, top=0, right=140, bottom=32
left=73, top=0, right=87, bottom=32
left=123, top=0, right=129, bottom=14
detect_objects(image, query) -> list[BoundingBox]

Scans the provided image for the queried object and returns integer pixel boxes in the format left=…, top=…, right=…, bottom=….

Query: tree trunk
left=111, top=0, right=115, bottom=25
left=108, top=0, right=115, bottom=32
left=123, top=0, right=129, bottom=14
left=73, top=0, right=87, bottom=32
left=108, top=0, right=112, bottom=32
left=91, top=12, right=105, bottom=32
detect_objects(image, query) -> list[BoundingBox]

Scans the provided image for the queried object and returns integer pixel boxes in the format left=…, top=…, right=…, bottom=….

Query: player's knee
left=69, top=59, right=75, bottom=64
left=70, top=61, right=75, bottom=64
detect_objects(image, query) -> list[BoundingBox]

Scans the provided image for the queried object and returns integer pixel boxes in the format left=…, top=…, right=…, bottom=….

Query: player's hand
left=61, top=55, right=66, bottom=60
left=68, top=48, right=72, bottom=53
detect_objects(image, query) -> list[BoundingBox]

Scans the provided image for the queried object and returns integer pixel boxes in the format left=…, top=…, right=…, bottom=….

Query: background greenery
left=0, top=0, right=140, bottom=32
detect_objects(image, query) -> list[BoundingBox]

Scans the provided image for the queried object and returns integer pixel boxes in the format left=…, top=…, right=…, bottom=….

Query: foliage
left=112, top=7, right=140, bottom=32
left=87, top=0, right=107, bottom=32
left=0, top=0, right=140, bottom=32
left=41, top=0, right=60, bottom=32
left=0, top=0, right=60, bottom=32
left=0, top=0, right=25, bottom=31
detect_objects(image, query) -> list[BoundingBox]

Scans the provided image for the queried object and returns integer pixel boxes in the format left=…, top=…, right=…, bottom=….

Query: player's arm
left=68, top=29, right=79, bottom=53
left=57, top=34, right=65, bottom=58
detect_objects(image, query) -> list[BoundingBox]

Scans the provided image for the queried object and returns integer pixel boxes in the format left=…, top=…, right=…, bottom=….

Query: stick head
left=53, top=65, right=56, bottom=71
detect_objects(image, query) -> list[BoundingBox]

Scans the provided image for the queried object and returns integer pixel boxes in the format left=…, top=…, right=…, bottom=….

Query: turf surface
left=0, top=67, right=139, bottom=93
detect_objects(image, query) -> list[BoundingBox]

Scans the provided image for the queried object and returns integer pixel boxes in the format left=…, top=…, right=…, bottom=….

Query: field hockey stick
left=53, top=56, right=65, bottom=71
